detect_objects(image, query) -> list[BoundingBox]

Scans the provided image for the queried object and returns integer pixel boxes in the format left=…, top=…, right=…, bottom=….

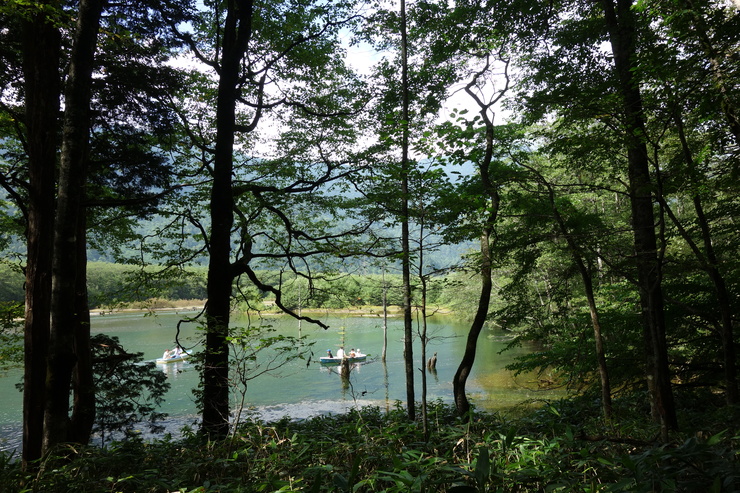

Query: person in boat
left=162, top=349, right=171, bottom=360
left=349, top=349, right=356, bottom=358
left=326, top=349, right=333, bottom=358
left=336, top=347, right=345, bottom=359
left=173, top=346, right=182, bottom=357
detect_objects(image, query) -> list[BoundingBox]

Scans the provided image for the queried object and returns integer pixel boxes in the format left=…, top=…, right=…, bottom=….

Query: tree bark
left=453, top=56, right=503, bottom=418
left=382, top=272, right=388, bottom=363
left=21, top=1, right=61, bottom=468
left=44, top=0, right=104, bottom=452
left=418, top=224, right=429, bottom=440
left=558, top=215, right=613, bottom=421
left=70, top=211, right=95, bottom=444
left=453, top=228, right=493, bottom=417
left=602, top=0, right=678, bottom=434
left=201, top=0, right=254, bottom=439
left=453, top=87, right=499, bottom=416
left=400, top=0, right=415, bottom=421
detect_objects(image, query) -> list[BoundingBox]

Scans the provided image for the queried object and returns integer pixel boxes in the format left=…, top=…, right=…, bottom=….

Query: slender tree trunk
left=21, top=1, right=61, bottom=468
left=680, top=0, right=740, bottom=146
left=70, top=211, right=95, bottom=444
left=583, top=273, right=613, bottom=420
left=202, top=0, right=254, bottom=439
left=535, top=171, right=613, bottom=421
left=602, top=0, right=677, bottom=434
left=452, top=55, right=509, bottom=419
left=453, top=228, right=493, bottom=417
left=382, top=272, right=388, bottom=363
left=419, top=278, right=429, bottom=439
left=453, top=63, right=501, bottom=418
left=400, top=0, right=415, bottom=421
left=453, top=121, right=496, bottom=418
left=418, top=221, right=429, bottom=439
left=661, top=109, right=738, bottom=404
left=692, top=224, right=737, bottom=405
left=44, top=0, right=104, bottom=452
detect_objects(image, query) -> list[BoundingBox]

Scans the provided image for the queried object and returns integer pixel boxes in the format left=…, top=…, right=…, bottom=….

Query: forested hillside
left=0, top=261, right=473, bottom=313
left=1, top=0, right=739, bottom=487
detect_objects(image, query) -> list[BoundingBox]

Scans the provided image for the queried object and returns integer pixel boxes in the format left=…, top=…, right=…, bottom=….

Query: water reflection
left=319, top=361, right=365, bottom=376
left=159, top=360, right=190, bottom=379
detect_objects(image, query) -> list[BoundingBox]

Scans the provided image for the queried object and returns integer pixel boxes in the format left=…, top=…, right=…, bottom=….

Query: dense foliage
left=2, top=400, right=738, bottom=492
left=90, top=334, right=171, bottom=446
left=0, top=301, right=23, bottom=369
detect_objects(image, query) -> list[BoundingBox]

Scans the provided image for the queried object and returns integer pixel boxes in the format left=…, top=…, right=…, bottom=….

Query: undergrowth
left=2, top=398, right=738, bottom=492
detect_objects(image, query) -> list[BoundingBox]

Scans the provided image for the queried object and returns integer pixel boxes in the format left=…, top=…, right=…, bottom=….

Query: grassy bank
left=3, top=397, right=738, bottom=492
left=90, top=300, right=448, bottom=318
left=91, top=298, right=207, bottom=314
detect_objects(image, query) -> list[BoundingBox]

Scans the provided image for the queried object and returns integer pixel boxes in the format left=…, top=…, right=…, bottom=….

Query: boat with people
left=156, top=346, right=191, bottom=364
left=319, top=347, right=367, bottom=365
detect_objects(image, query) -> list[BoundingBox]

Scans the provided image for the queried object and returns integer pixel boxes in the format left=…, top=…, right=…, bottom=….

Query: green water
left=0, top=310, right=555, bottom=452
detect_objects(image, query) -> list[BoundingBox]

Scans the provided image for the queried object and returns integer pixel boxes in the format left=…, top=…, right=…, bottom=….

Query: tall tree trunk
left=453, top=95, right=499, bottom=416
left=582, top=267, right=613, bottom=420
left=556, top=221, right=612, bottom=421
left=602, top=0, right=678, bottom=434
left=417, top=216, right=429, bottom=439
left=21, top=0, right=61, bottom=468
left=201, top=0, right=254, bottom=439
left=382, top=272, right=388, bottom=363
left=529, top=167, right=613, bottom=421
left=70, top=211, right=95, bottom=444
left=691, top=213, right=737, bottom=405
left=44, top=0, right=104, bottom=452
left=419, top=263, right=429, bottom=440
left=400, top=0, right=415, bottom=421
left=453, top=228, right=493, bottom=416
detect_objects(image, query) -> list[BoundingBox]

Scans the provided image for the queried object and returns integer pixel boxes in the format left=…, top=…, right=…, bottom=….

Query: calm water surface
left=0, top=310, right=553, bottom=453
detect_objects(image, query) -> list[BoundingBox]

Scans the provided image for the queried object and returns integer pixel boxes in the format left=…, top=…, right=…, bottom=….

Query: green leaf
left=474, top=447, right=491, bottom=488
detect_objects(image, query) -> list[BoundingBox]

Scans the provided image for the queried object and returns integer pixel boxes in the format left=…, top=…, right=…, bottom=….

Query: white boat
left=319, top=351, right=367, bottom=365
left=156, top=351, right=191, bottom=364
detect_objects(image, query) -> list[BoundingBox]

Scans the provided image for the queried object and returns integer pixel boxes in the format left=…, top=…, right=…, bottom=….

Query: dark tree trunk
left=44, top=0, right=104, bottom=452
left=453, top=228, right=493, bottom=417
left=382, top=273, right=388, bottom=363
left=453, top=86, right=499, bottom=417
left=602, top=0, right=677, bottom=434
left=452, top=57, right=504, bottom=418
left=399, top=0, right=415, bottom=421
left=419, top=234, right=429, bottom=440
left=70, top=211, right=95, bottom=444
left=201, top=0, right=254, bottom=439
left=581, top=269, right=613, bottom=420
left=21, top=2, right=60, bottom=468
left=696, top=227, right=738, bottom=405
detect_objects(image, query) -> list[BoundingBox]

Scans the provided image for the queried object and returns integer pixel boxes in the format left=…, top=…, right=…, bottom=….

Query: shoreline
left=90, top=301, right=452, bottom=317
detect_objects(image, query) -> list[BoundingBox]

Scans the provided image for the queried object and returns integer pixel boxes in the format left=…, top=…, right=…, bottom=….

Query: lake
left=0, top=309, right=555, bottom=453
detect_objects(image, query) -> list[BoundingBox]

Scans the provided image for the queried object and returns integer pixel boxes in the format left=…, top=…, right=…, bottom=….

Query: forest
left=1, top=0, right=739, bottom=490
